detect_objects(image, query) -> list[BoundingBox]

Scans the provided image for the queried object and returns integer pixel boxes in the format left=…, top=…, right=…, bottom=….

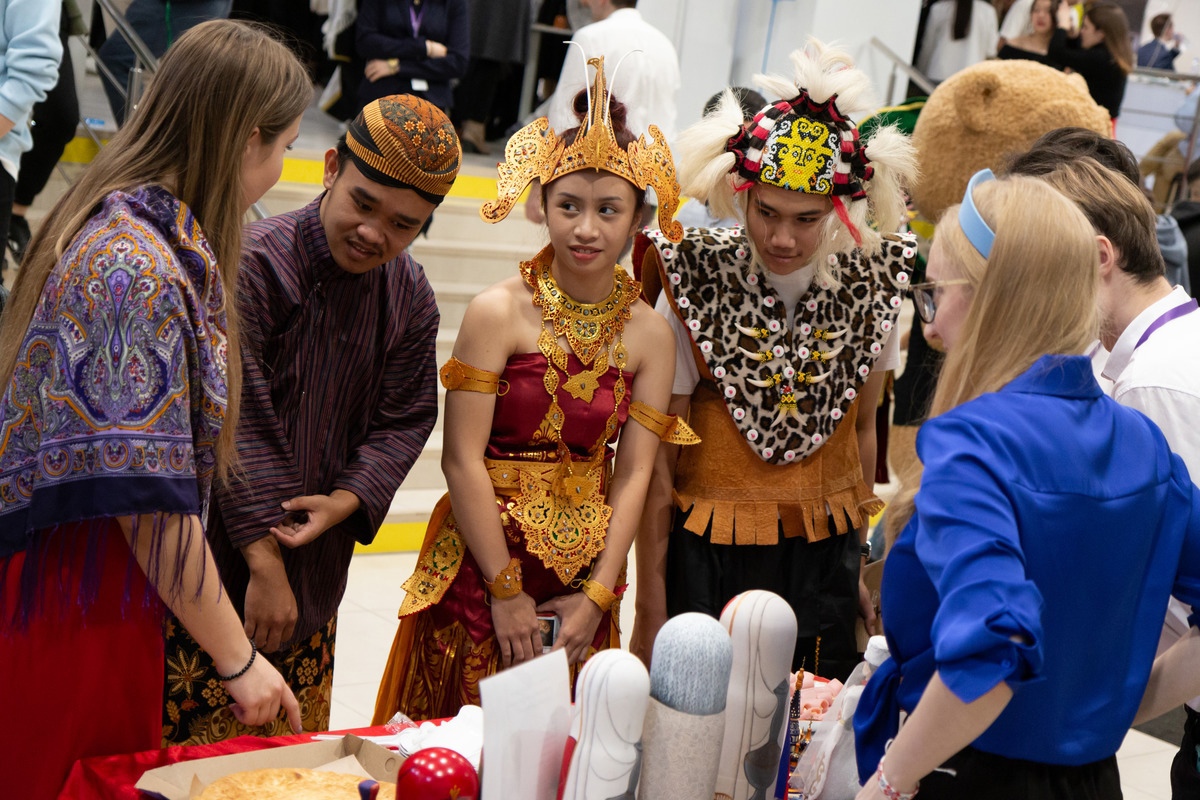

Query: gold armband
left=484, top=556, right=523, bottom=599
left=440, top=356, right=507, bottom=394
left=628, top=401, right=700, bottom=444
left=579, top=579, right=618, bottom=613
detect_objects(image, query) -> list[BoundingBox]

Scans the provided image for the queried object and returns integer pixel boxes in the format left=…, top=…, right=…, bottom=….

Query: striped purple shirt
left=208, top=196, right=439, bottom=643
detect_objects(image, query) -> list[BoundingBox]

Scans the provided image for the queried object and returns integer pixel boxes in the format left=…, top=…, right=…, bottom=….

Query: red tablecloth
left=58, top=726, right=392, bottom=800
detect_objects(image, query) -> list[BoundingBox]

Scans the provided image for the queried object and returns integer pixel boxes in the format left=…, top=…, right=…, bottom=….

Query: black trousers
left=1172, top=706, right=1200, bottom=800
left=15, top=8, right=78, bottom=209
left=915, top=747, right=1121, bottom=800
left=665, top=508, right=861, bottom=681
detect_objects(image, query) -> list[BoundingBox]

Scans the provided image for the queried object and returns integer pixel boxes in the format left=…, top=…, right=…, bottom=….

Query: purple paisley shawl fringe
left=1, top=513, right=210, bottom=630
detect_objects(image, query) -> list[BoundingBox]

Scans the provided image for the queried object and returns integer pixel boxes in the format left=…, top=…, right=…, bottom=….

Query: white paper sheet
left=479, top=649, right=571, bottom=800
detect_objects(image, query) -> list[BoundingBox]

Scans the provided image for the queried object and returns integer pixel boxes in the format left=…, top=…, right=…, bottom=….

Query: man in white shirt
left=1007, top=128, right=1200, bottom=799
left=526, top=0, right=680, bottom=222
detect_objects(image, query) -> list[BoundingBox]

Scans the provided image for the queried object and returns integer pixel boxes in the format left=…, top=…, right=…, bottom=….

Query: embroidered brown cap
left=345, top=94, right=461, bottom=204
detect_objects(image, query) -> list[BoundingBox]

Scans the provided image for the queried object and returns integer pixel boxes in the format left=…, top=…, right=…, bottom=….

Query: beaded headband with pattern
left=725, top=90, right=873, bottom=200
left=481, top=55, right=683, bottom=243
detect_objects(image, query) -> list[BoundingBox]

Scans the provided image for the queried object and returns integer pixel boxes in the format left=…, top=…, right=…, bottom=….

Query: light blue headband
left=958, top=168, right=996, bottom=259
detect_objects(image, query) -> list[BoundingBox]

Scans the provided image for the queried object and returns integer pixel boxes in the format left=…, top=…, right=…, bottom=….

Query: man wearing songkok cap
left=161, top=94, right=460, bottom=744
left=630, top=40, right=918, bottom=681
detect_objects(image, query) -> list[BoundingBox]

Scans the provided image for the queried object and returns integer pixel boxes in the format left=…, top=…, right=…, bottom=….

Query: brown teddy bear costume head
left=911, top=59, right=1110, bottom=223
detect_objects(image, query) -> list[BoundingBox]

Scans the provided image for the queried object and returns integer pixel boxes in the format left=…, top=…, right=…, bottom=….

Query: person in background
left=1170, top=157, right=1200, bottom=295
left=916, top=0, right=999, bottom=84
left=7, top=1, right=81, bottom=272
left=1049, top=1, right=1133, bottom=121
left=525, top=0, right=680, bottom=224
left=852, top=169, right=1200, bottom=800
left=163, top=94, right=454, bottom=745
left=0, top=20, right=310, bottom=797
left=997, top=0, right=1064, bottom=67
left=996, top=0, right=1033, bottom=46
left=1137, top=12, right=1182, bottom=70
left=453, top=0, right=530, bottom=154
left=673, top=86, right=767, bottom=230
left=355, top=0, right=469, bottom=115
left=0, top=0, right=62, bottom=311
left=98, top=0, right=234, bottom=126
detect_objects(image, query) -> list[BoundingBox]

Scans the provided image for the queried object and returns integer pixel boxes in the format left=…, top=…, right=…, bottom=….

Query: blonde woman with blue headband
left=852, top=171, right=1200, bottom=800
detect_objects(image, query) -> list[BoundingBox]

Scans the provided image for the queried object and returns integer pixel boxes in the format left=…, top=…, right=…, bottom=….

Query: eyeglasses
left=909, top=279, right=971, bottom=324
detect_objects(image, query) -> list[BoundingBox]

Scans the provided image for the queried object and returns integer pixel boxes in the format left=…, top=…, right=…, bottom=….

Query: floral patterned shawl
left=0, top=185, right=227, bottom=559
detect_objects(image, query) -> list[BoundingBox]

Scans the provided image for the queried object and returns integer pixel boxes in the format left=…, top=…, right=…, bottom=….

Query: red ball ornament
left=396, top=747, right=480, bottom=800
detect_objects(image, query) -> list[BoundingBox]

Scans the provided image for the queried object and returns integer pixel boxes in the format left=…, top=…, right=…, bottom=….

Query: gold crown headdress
left=481, top=55, right=683, bottom=243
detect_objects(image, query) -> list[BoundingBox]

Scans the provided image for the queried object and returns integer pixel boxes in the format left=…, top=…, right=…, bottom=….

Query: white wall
left=640, top=0, right=923, bottom=130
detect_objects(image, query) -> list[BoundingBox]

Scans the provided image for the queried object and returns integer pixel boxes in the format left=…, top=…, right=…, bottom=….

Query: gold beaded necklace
left=509, top=245, right=640, bottom=583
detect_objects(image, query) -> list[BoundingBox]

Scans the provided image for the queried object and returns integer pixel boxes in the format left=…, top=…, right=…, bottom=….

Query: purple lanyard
left=1134, top=297, right=1199, bottom=350
left=410, top=2, right=425, bottom=36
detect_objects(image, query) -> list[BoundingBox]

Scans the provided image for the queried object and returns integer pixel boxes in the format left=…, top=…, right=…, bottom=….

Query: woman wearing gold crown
left=372, top=56, right=693, bottom=722
left=630, top=39, right=919, bottom=682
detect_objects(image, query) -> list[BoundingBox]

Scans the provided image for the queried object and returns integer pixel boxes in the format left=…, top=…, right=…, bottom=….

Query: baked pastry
left=196, top=768, right=396, bottom=799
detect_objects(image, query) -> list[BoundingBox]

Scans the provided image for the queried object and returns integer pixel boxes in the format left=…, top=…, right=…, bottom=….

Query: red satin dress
left=373, top=352, right=631, bottom=723
left=0, top=521, right=165, bottom=800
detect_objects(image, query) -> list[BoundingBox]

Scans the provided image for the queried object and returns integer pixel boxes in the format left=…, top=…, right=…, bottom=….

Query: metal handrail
left=869, top=36, right=935, bottom=98
left=93, top=0, right=160, bottom=76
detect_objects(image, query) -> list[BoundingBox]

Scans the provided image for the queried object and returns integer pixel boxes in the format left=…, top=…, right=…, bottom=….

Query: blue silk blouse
left=855, top=355, right=1200, bottom=779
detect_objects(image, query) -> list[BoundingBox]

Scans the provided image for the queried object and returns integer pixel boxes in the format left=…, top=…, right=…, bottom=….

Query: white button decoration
left=733, top=408, right=746, bottom=420
left=897, top=272, right=910, bottom=285
left=762, top=448, right=774, bottom=459
left=783, top=366, right=796, bottom=379
left=902, top=247, right=915, bottom=259
left=688, top=320, right=701, bottom=331
left=858, top=365, right=870, bottom=377
left=736, top=247, right=748, bottom=259
left=812, top=433, right=824, bottom=444
left=678, top=296, right=691, bottom=308
left=700, top=341, right=713, bottom=353
left=747, top=273, right=759, bottom=285
left=764, top=296, right=776, bottom=307
left=831, top=408, right=843, bottom=420
left=845, top=388, right=857, bottom=400
left=747, top=430, right=759, bottom=442
left=713, top=366, right=726, bottom=378
left=768, top=320, right=781, bottom=332
left=890, top=296, right=902, bottom=308
left=806, top=299, right=818, bottom=311
left=725, top=386, right=737, bottom=398
left=669, top=272, right=682, bottom=285
left=881, top=320, right=893, bottom=332
left=798, top=347, right=810, bottom=359
left=663, top=248, right=675, bottom=260
left=870, top=342, right=882, bottom=355
left=827, top=254, right=838, bottom=266
left=772, top=345, right=785, bottom=357
left=784, top=450, right=796, bottom=461
left=800, top=323, right=813, bottom=335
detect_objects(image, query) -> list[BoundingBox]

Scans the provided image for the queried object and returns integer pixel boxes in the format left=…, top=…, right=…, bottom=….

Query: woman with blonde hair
left=852, top=171, right=1200, bottom=800
left=0, top=19, right=311, bottom=797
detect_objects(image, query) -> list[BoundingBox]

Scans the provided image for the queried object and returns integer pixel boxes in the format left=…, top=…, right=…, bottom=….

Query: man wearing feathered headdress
left=631, top=40, right=919, bottom=681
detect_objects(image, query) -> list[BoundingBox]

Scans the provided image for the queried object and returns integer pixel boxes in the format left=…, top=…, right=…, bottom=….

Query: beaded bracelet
left=875, top=756, right=919, bottom=800
left=218, top=641, right=257, bottom=683
left=484, top=557, right=523, bottom=600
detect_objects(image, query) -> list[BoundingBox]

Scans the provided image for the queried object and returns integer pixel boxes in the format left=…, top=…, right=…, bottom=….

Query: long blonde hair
left=886, top=176, right=1100, bottom=539
left=0, top=20, right=311, bottom=479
